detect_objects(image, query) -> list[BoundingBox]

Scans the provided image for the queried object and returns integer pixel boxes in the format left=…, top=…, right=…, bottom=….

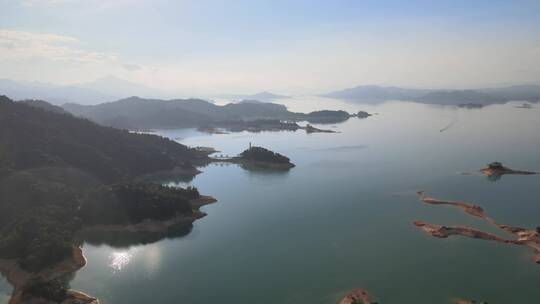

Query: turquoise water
left=4, top=99, right=540, bottom=303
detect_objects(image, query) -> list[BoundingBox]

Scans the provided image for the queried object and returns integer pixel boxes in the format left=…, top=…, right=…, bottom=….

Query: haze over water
left=4, top=98, right=538, bottom=304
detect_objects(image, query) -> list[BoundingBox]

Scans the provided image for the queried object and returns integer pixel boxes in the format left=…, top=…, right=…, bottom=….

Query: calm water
left=2, top=98, right=540, bottom=303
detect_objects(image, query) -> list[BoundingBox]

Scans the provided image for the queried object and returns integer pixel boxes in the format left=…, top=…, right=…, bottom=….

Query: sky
left=1, top=0, right=540, bottom=95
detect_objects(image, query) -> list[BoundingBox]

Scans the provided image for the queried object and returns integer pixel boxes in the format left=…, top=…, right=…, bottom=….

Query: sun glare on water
left=109, top=250, right=136, bottom=273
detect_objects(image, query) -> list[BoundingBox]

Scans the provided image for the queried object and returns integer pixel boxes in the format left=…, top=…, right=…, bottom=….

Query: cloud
left=19, top=0, right=134, bottom=10
left=0, top=30, right=117, bottom=64
left=0, top=30, right=151, bottom=84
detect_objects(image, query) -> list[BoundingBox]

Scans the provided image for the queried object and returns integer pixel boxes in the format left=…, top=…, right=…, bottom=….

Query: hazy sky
left=1, top=0, right=540, bottom=95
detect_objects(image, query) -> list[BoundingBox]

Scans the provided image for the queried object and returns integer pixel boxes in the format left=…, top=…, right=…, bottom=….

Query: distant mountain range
left=0, top=76, right=167, bottom=105
left=323, top=84, right=540, bottom=105
left=4, top=76, right=540, bottom=107
left=0, top=77, right=292, bottom=105
left=62, top=96, right=355, bottom=130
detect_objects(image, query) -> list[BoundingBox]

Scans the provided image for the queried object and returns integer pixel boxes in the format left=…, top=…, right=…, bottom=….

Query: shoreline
left=1, top=195, right=216, bottom=303
left=209, top=157, right=295, bottom=170
left=414, top=191, right=540, bottom=264
left=80, top=195, right=217, bottom=234
left=0, top=247, right=98, bottom=304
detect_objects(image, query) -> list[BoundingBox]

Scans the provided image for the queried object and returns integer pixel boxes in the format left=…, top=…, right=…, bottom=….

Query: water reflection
left=109, top=249, right=137, bottom=273
left=108, top=245, right=163, bottom=275
left=80, top=224, right=193, bottom=248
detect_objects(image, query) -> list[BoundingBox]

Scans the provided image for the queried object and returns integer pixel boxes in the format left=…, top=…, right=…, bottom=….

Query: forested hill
left=0, top=95, right=210, bottom=278
left=0, top=95, right=207, bottom=182
left=62, top=96, right=354, bottom=130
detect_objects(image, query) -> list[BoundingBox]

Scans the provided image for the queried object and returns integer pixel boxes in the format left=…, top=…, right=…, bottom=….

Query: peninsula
left=414, top=191, right=540, bottom=264
left=0, top=96, right=217, bottom=303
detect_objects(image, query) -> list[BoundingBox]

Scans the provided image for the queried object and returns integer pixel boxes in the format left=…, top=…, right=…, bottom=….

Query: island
left=479, top=162, right=537, bottom=179
left=352, top=111, right=372, bottom=118
left=414, top=191, right=540, bottom=264
left=339, top=289, right=376, bottom=304
left=212, top=145, right=295, bottom=170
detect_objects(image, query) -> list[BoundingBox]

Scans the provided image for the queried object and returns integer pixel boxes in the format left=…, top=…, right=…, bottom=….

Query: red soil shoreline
left=414, top=191, right=540, bottom=264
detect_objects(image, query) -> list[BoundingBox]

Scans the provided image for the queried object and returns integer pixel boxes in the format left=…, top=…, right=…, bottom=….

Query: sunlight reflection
left=109, top=249, right=137, bottom=273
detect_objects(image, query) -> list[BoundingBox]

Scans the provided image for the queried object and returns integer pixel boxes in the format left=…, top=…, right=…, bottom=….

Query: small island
left=480, top=162, right=537, bottom=179
left=339, top=289, right=376, bottom=304
left=211, top=145, right=295, bottom=170
left=235, top=145, right=295, bottom=169
left=352, top=111, right=372, bottom=118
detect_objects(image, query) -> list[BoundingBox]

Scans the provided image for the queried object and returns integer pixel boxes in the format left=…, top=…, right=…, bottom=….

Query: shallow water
left=7, top=98, right=540, bottom=304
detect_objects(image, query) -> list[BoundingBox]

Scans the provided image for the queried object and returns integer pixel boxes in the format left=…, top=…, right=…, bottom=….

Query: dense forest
left=0, top=96, right=210, bottom=300
left=0, top=95, right=207, bottom=182
left=62, top=97, right=357, bottom=130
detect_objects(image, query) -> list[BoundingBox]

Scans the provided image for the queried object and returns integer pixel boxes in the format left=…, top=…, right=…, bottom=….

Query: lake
left=3, top=97, right=539, bottom=303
